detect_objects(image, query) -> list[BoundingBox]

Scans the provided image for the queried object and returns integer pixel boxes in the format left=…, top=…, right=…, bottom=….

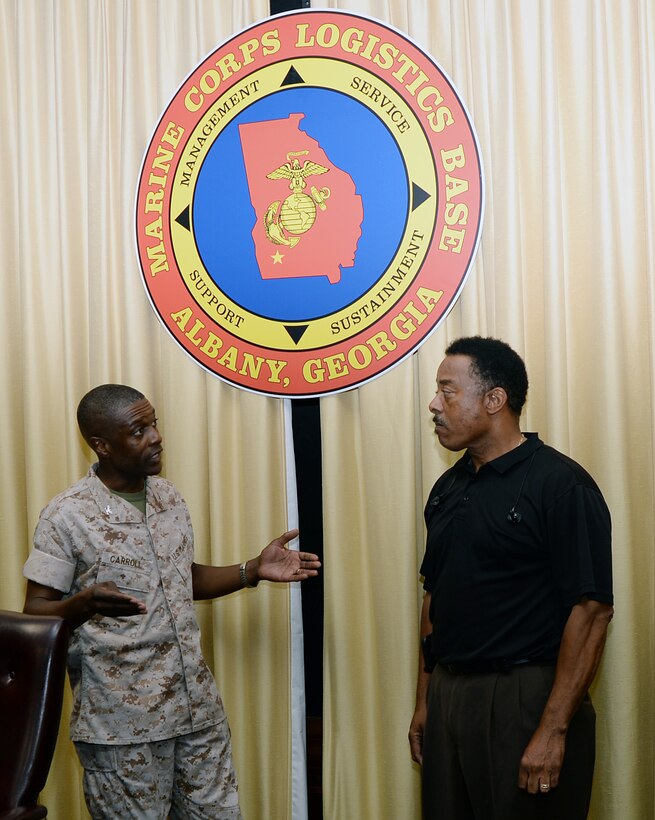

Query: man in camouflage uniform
left=23, top=384, right=320, bottom=819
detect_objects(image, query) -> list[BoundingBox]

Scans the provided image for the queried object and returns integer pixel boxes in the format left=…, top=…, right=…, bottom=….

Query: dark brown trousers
left=422, top=664, right=596, bottom=820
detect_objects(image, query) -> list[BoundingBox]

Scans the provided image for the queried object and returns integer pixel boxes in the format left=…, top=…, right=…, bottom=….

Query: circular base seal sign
left=136, top=10, right=484, bottom=397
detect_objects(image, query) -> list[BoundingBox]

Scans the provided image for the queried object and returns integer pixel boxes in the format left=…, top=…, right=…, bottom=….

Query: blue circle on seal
left=192, top=86, right=409, bottom=322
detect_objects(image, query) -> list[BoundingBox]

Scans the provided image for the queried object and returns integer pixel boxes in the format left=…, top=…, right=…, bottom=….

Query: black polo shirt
left=420, top=434, right=613, bottom=665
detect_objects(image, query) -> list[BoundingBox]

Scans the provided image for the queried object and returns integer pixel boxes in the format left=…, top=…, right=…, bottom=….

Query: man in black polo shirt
left=409, top=337, right=613, bottom=820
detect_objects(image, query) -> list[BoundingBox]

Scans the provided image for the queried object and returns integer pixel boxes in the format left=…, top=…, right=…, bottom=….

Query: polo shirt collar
left=463, top=432, right=542, bottom=475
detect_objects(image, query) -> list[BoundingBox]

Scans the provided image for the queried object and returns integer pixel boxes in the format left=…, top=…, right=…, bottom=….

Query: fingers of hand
left=408, top=730, right=423, bottom=765
left=522, top=770, right=556, bottom=795
left=97, top=580, right=120, bottom=593
left=293, top=553, right=320, bottom=572
left=92, top=584, right=145, bottom=615
left=280, top=529, right=300, bottom=546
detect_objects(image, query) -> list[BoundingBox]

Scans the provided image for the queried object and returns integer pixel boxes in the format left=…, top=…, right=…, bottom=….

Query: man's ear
left=89, top=436, right=109, bottom=458
left=485, top=387, right=508, bottom=415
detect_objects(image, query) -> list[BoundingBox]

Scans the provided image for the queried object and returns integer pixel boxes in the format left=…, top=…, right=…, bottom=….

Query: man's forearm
left=28, top=595, right=96, bottom=629
left=25, top=582, right=93, bottom=629
left=416, top=591, right=433, bottom=704
left=191, top=560, right=259, bottom=600
left=409, top=592, right=433, bottom=765
left=24, top=580, right=147, bottom=630
left=518, top=596, right=613, bottom=792
left=539, top=597, right=613, bottom=733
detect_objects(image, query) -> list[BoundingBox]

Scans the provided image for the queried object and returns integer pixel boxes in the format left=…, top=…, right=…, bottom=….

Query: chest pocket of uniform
left=96, top=552, right=152, bottom=597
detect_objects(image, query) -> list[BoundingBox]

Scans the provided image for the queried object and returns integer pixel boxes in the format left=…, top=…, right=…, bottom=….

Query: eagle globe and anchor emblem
left=263, top=150, right=331, bottom=248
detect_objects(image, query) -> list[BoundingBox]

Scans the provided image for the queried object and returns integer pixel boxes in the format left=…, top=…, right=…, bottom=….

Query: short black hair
left=77, top=384, right=145, bottom=444
left=445, top=336, right=528, bottom=416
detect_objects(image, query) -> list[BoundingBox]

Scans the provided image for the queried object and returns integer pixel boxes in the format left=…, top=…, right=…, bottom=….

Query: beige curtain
left=1, top=1, right=654, bottom=819
left=321, top=1, right=655, bottom=820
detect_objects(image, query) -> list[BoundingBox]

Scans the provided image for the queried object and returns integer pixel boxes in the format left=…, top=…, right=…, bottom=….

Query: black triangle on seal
left=280, top=66, right=306, bottom=87
left=285, top=325, right=309, bottom=345
left=412, top=183, right=431, bottom=211
left=175, top=206, right=191, bottom=231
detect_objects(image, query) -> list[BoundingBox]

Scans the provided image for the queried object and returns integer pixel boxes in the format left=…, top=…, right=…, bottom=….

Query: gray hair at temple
left=445, top=336, right=529, bottom=417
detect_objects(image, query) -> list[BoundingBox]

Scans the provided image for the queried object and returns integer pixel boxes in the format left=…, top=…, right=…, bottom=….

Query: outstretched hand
left=84, top=581, right=147, bottom=618
left=23, top=578, right=146, bottom=631
left=256, top=529, right=321, bottom=583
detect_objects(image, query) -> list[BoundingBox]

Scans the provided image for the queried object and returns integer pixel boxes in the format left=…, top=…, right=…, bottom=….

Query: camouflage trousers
left=75, top=719, right=242, bottom=819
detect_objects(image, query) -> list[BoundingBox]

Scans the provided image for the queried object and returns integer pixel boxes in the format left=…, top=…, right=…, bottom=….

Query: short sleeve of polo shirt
left=545, top=481, right=613, bottom=607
